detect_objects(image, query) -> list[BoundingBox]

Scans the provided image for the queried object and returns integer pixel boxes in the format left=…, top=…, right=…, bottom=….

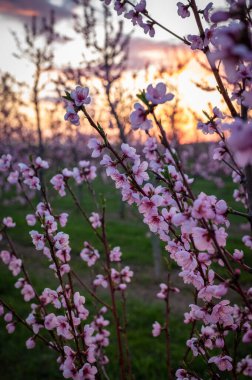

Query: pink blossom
left=35, top=157, right=49, bottom=169
left=83, top=325, right=95, bottom=346
left=44, top=313, right=59, bottom=330
left=111, top=171, right=128, bottom=189
left=175, top=369, right=199, bottom=380
left=157, top=283, right=168, bottom=300
left=43, top=247, right=52, bottom=261
left=78, top=363, right=97, bottom=379
left=242, top=89, right=252, bottom=108
left=111, top=266, right=133, bottom=290
left=54, top=232, right=69, bottom=250
left=132, top=160, right=149, bottom=185
left=215, top=337, right=225, bottom=348
left=208, top=355, right=233, bottom=371
left=4, top=312, right=13, bottom=322
left=124, top=1, right=145, bottom=26
left=215, top=227, right=228, bottom=247
left=44, top=215, right=57, bottom=233
left=172, top=250, right=197, bottom=271
left=198, top=284, right=227, bottom=302
left=6, top=322, right=16, bottom=334
left=109, top=246, right=122, bottom=262
left=70, top=86, right=91, bottom=107
left=243, top=329, right=252, bottom=343
left=233, top=249, right=244, bottom=261
left=50, top=174, right=66, bottom=197
left=192, top=193, right=216, bottom=220
left=56, top=316, right=73, bottom=340
left=187, top=337, right=204, bottom=356
left=30, top=230, right=45, bottom=251
left=21, top=284, right=35, bottom=302
left=2, top=216, right=16, bottom=228
left=207, top=300, right=234, bottom=327
left=26, top=313, right=42, bottom=334
left=139, top=195, right=162, bottom=216
left=177, top=2, right=190, bottom=18
left=93, top=274, right=108, bottom=288
left=40, top=288, right=61, bottom=308
left=130, top=103, right=152, bottom=131
left=0, top=153, right=12, bottom=172
left=8, top=257, right=22, bottom=276
left=197, top=120, right=216, bottom=135
left=15, top=277, right=26, bottom=289
left=144, top=212, right=166, bottom=233
left=64, top=106, right=80, bottom=126
left=100, top=154, right=117, bottom=176
left=74, top=292, right=89, bottom=320
left=26, top=214, right=37, bottom=226
left=140, top=20, right=155, bottom=37
left=146, top=83, right=174, bottom=105
left=237, top=355, right=252, bottom=376
left=192, top=227, right=227, bottom=253
left=62, top=168, right=73, bottom=178
left=24, top=175, right=41, bottom=190
left=59, top=213, right=69, bottom=227
left=180, top=270, right=204, bottom=291
left=114, top=0, right=126, bottom=15
left=88, top=138, right=103, bottom=157
left=120, top=266, right=133, bottom=284
left=187, top=34, right=204, bottom=50
left=243, top=235, right=252, bottom=249
left=26, top=337, right=36, bottom=349
left=56, top=247, right=71, bottom=263
left=211, top=10, right=230, bottom=23
left=203, top=2, right=213, bottom=22
left=80, top=242, right=100, bottom=267
left=228, top=119, right=252, bottom=167
left=62, top=362, right=78, bottom=380
left=0, top=250, right=11, bottom=265
left=121, top=143, right=137, bottom=160
left=152, top=321, right=161, bottom=337
left=7, top=170, right=19, bottom=184
left=89, top=212, right=101, bottom=229
left=74, top=162, right=96, bottom=182
left=87, top=344, right=96, bottom=364
left=134, top=0, right=146, bottom=12
left=56, top=263, right=70, bottom=276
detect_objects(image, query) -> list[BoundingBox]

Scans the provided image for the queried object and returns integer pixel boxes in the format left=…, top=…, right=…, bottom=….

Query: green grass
left=0, top=175, right=251, bottom=379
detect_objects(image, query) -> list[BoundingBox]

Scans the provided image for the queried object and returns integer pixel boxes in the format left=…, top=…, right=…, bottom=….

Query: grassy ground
left=0, top=174, right=251, bottom=379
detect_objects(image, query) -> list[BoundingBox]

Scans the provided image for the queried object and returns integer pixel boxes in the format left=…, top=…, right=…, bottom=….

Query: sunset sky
left=0, top=0, right=227, bottom=143
left=0, top=0, right=226, bottom=77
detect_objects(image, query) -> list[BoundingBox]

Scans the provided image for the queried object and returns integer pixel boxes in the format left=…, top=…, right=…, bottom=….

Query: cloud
left=128, top=37, right=190, bottom=70
left=0, top=0, right=72, bottom=22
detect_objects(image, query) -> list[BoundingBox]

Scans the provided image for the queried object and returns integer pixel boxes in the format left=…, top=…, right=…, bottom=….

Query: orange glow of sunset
left=0, top=1, right=227, bottom=145
left=22, top=48, right=224, bottom=145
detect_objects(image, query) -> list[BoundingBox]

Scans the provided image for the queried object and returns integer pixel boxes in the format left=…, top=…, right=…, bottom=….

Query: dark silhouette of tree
left=73, top=0, right=132, bottom=143
left=12, top=11, right=59, bottom=158
left=0, top=71, right=34, bottom=155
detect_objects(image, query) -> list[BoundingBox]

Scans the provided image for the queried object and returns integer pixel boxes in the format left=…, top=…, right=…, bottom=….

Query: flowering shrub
left=1, top=0, right=252, bottom=379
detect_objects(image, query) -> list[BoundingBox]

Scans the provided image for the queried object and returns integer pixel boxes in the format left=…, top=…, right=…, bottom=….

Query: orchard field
left=0, top=173, right=251, bottom=379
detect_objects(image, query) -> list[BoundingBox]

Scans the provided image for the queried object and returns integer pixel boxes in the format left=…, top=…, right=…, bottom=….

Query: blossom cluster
left=50, top=159, right=97, bottom=197
left=78, top=77, right=252, bottom=377
left=0, top=155, right=134, bottom=379
left=101, top=0, right=156, bottom=37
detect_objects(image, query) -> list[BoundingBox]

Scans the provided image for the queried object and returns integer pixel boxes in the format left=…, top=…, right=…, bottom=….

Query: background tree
left=12, top=11, right=58, bottom=159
